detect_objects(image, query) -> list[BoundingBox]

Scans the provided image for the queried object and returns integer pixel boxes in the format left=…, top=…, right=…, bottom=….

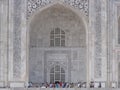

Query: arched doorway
left=28, top=3, right=88, bottom=83
left=50, top=65, right=65, bottom=83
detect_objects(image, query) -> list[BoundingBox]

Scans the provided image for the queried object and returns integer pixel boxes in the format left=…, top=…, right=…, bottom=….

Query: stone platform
left=1, top=88, right=120, bottom=90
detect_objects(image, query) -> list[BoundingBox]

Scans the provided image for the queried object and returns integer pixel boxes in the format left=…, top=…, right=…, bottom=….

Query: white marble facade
left=0, top=0, right=120, bottom=88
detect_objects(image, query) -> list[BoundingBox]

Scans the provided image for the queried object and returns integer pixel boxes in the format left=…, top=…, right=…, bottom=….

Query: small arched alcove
left=28, top=3, right=88, bottom=83
left=118, top=16, right=120, bottom=44
left=50, top=65, right=65, bottom=83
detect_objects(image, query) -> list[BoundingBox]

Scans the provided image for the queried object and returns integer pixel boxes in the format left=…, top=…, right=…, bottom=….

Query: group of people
left=27, top=81, right=103, bottom=88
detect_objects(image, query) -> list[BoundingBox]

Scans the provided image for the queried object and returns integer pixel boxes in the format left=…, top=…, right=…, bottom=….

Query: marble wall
left=29, top=4, right=87, bottom=83
left=0, top=0, right=120, bottom=88
left=8, top=0, right=27, bottom=87
left=0, top=0, right=8, bottom=87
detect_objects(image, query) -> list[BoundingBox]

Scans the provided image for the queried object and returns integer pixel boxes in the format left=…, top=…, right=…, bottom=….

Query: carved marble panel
left=47, top=61, right=67, bottom=71
left=64, top=0, right=89, bottom=16
left=0, top=0, right=9, bottom=83
left=44, top=50, right=71, bottom=82
left=71, top=61, right=86, bottom=82
left=27, top=0, right=52, bottom=18
left=94, top=0, right=102, bottom=78
left=27, top=0, right=89, bottom=19
left=13, top=0, right=22, bottom=80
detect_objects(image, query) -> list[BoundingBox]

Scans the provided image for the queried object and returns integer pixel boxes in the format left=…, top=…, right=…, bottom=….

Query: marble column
left=8, top=0, right=27, bottom=87
left=89, top=0, right=107, bottom=85
left=0, top=0, right=8, bottom=87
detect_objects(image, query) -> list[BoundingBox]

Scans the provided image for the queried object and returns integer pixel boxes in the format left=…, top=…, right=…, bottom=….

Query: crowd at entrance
left=27, top=81, right=110, bottom=88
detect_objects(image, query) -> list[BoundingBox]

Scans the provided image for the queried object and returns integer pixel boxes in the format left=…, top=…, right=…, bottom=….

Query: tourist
left=62, top=82, right=64, bottom=88
left=55, top=83, right=59, bottom=88
left=28, top=82, right=33, bottom=88
left=41, top=83, right=46, bottom=88
left=70, top=83, right=74, bottom=88
left=66, top=82, right=69, bottom=88
left=82, top=82, right=86, bottom=88
left=77, top=82, right=81, bottom=88
left=98, top=82, right=101, bottom=88
left=59, top=82, right=62, bottom=87
left=90, top=81, right=94, bottom=88
left=49, top=82, right=53, bottom=88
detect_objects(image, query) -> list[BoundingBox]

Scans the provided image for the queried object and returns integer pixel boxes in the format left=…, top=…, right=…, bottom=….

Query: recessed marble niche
left=29, top=4, right=87, bottom=83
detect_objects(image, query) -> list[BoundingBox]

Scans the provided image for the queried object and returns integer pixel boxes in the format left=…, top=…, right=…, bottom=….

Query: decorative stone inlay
left=94, top=0, right=102, bottom=78
left=47, top=61, right=67, bottom=70
left=27, top=0, right=89, bottom=19
left=64, top=0, right=89, bottom=16
left=44, top=51, right=70, bottom=82
left=13, top=0, right=21, bottom=79
left=27, top=0, right=52, bottom=19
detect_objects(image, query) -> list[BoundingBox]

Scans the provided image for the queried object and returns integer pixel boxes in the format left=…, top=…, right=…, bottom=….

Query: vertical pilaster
left=13, top=0, right=22, bottom=80
left=107, top=0, right=114, bottom=87
left=8, top=0, right=14, bottom=82
left=0, top=0, right=8, bottom=87
left=89, top=0, right=95, bottom=82
left=21, top=0, right=28, bottom=83
left=101, top=0, right=107, bottom=82
left=89, top=0, right=107, bottom=86
left=8, top=0, right=27, bottom=87
left=94, top=0, right=102, bottom=79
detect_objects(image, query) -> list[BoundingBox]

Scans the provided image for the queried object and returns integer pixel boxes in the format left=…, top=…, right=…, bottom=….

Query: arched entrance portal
left=28, top=3, right=88, bottom=84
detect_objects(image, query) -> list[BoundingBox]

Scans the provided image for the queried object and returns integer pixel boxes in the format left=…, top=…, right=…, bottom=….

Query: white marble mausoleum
left=0, top=0, right=120, bottom=88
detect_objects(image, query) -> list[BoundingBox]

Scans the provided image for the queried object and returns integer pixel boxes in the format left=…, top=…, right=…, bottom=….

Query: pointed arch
left=27, top=2, right=88, bottom=27
left=28, top=2, right=89, bottom=83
